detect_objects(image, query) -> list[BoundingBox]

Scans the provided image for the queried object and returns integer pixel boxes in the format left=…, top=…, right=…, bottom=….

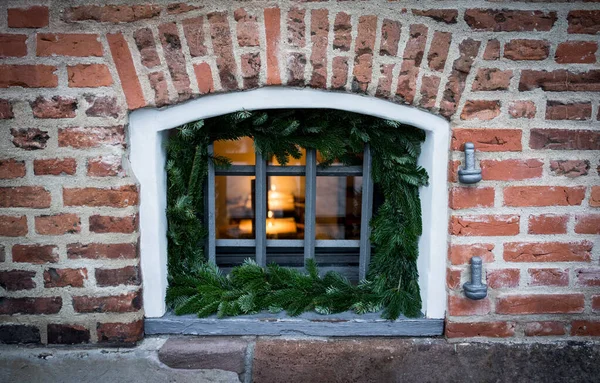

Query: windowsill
left=145, top=311, right=444, bottom=337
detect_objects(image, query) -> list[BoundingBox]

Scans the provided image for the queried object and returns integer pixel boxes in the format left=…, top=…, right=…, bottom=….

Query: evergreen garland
left=165, top=109, right=428, bottom=319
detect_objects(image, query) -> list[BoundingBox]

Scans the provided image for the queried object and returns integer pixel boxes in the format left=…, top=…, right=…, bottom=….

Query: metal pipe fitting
left=463, top=256, right=487, bottom=300
left=458, top=142, right=482, bottom=184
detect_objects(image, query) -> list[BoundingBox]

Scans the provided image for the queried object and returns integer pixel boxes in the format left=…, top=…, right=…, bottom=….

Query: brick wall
left=0, top=1, right=598, bottom=345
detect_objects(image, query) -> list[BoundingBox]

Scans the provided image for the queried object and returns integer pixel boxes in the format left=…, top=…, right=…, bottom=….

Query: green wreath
left=164, top=109, right=428, bottom=320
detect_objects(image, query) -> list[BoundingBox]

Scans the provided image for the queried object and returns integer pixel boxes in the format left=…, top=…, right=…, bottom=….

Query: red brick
left=36, top=34, right=103, bottom=57
left=8, top=6, right=49, bottom=28
left=47, top=324, right=90, bottom=345
left=309, top=9, right=329, bottom=88
left=375, top=64, right=394, bottom=99
left=396, top=24, right=427, bottom=103
left=448, top=160, right=460, bottom=183
left=63, top=185, right=138, bottom=207
left=379, top=19, right=401, bottom=57
left=450, top=215, right=519, bottom=236
left=166, top=3, right=201, bottom=15
left=593, top=296, right=600, bottom=312
left=10, top=128, right=50, bottom=150
left=148, top=72, right=170, bottom=107
left=59, top=126, right=124, bottom=148
left=64, top=5, right=160, bottom=23
left=449, top=187, right=494, bottom=210
left=427, top=31, right=451, bottom=72
left=0, top=34, right=27, bottom=57
left=0, top=99, right=14, bottom=119
left=0, top=270, right=36, bottom=291
left=87, top=156, right=124, bottom=177
left=0, top=297, right=61, bottom=315
left=90, top=215, right=137, bottom=234
left=568, top=10, right=600, bottom=35
left=530, top=129, right=600, bottom=151
left=440, top=39, right=480, bottom=117
left=288, top=8, right=306, bottom=48
left=158, top=23, right=192, bottom=101
left=0, top=159, right=25, bottom=179
left=519, top=70, right=600, bottom=92
left=508, top=100, right=536, bottom=119
left=575, top=215, right=600, bottom=234
left=193, top=63, right=214, bottom=94
left=264, top=8, right=281, bottom=85
left=546, top=101, right=592, bottom=121
left=419, top=75, right=440, bottom=109
left=446, top=321, right=515, bottom=338
left=44, top=268, right=87, bottom=288
left=555, top=41, right=597, bottom=64
left=447, top=268, right=462, bottom=290
left=13, top=244, right=59, bottom=264
left=353, top=15, right=378, bottom=93
left=448, top=295, right=490, bottom=316
left=504, top=39, right=549, bottom=61
left=460, top=100, right=501, bottom=120
left=412, top=9, right=457, bottom=24
left=464, top=9, right=556, bottom=32
left=333, top=12, right=352, bottom=52
left=35, top=214, right=81, bottom=235
left=496, top=294, right=584, bottom=314
left=472, top=69, right=512, bottom=91
left=85, top=95, right=121, bottom=119
left=448, top=243, right=495, bottom=265
left=208, top=13, right=239, bottom=91
left=34, top=158, right=77, bottom=176
left=528, top=268, right=569, bottom=287
left=0, top=65, right=58, bottom=88
left=524, top=321, right=566, bottom=337
left=592, top=187, right=600, bottom=207
left=95, top=266, right=141, bottom=287
left=97, top=320, right=144, bottom=344
left=0, top=216, right=27, bottom=237
left=481, top=159, right=543, bottom=181
left=451, top=129, right=522, bottom=152
left=73, top=291, right=142, bottom=313
left=483, top=39, right=500, bottom=60
left=487, top=269, right=520, bottom=289
left=0, top=186, right=51, bottom=208
left=67, top=64, right=113, bottom=88
left=528, top=214, right=568, bottom=235
left=571, top=321, right=600, bottom=336
left=504, top=186, right=586, bottom=207
left=331, top=56, right=348, bottom=90
left=234, top=8, right=260, bottom=47
left=134, top=28, right=161, bottom=68
left=503, top=241, right=592, bottom=263
left=107, top=33, right=146, bottom=109
left=31, top=96, right=77, bottom=119
left=575, top=268, right=600, bottom=286
left=67, top=243, right=137, bottom=260
left=550, top=160, right=590, bottom=178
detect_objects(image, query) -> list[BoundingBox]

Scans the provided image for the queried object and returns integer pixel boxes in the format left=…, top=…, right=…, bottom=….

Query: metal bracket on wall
left=458, top=142, right=482, bottom=184
left=463, top=256, right=487, bottom=300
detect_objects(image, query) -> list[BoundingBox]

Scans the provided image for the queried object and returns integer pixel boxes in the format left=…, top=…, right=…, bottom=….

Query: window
left=207, top=138, right=374, bottom=282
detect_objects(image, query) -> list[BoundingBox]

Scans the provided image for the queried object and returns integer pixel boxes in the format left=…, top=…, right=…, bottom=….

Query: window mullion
left=207, top=144, right=216, bottom=264
left=359, top=143, right=374, bottom=280
left=304, top=149, right=317, bottom=263
left=255, top=151, right=267, bottom=267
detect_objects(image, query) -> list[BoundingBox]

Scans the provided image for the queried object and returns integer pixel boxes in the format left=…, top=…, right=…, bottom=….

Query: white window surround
left=129, top=88, right=449, bottom=319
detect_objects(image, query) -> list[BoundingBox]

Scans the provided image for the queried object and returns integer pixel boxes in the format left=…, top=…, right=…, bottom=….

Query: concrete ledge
left=145, top=312, right=444, bottom=336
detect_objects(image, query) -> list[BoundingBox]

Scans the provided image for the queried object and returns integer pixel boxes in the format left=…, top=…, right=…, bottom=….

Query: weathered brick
left=575, top=215, right=600, bottom=234
left=546, top=101, right=592, bottom=121
left=47, top=324, right=90, bottom=344
left=64, top=5, right=160, bottom=23
left=451, top=129, right=521, bottom=152
left=550, top=160, right=590, bottom=178
left=591, top=187, right=600, bottom=207
left=309, top=9, right=329, bottom=89
left=193, top=63, right=214, bottom=94
left=44, top=268, right=87, bottom=288
left=519, top=70, right=600, bottom=92
left=528, top=268, right=569, bottom=287
left=107, top=33, right=146, bottom=109
left=148, top=72, right=170, bottom=107
left=264, top=8, right=281, bottom=85
left=481, top=159, right=543, bottom=181
left=37, top=34, right=103, bottom=57
left=0, top=186, right=51, bottom=208
left=528, top=214, right=568, bottom=235
left=97, top=320, right=144, bottom=344
left=331, top=56, right=348, bottom=90
left=487, top=269, right=520, bottom=289
left=0, top=216, right=27, bottom=237
left=166, top=3, right=200, bottom=15
left=208, top=13, right=239, bottom=91
left=504, top=186, right=586, bottom=207
left=13, top=244, right=58, bottom=264
left=158, top=23, right=192, bottom=101
left=427, top=31, right=451, bottom=72
left=483, top=39, right=500, bottom=60
left=0, top=159, right=25, bottom=179
left=73, top=291, right=142, bottom=313
left=0, top=270, right=36, bottom=291
left=464, top=9, right=556, bottom=32
left=449, top=187, right=494, bottom=209
left=333, top=12, right=352, bottom=51
left=496, top=294, right=584, bottom=315
left=67, top=243, right=137, bottom=260
left=59, top=126, right=124, bottom=148
left=0, top=99, right=14, bottom=119
left=95, top=266, right=141, bottom=287
left=396, top=24, right=427, bottom=103
left=31, top=96, right=77, bottom=119
left=134, top=28, right=161, bottom=69
left=447, top=268, right=462, bottom=290
left=90, top=215, right=137, bottom=234
left=419, top=75, right=440, bottom=109
left=87, top=156, right=124, bottom=177
left=568, top=10, right=600, bottom=35
left=448, top=243, right=495, bottom=265
left=524, top=322, right=566, bottom=337
left=472, top=69, right=512, bottom=91
left=571, top=321, right=600, bottom=336
left=0, top=65, right=58, bottom=88
left=353, top=15, right=378, bottom=93
left=0, top=325, right=40, bottom=344
left=504, top=39, right=549, bottom=61
left=34, top=158, right=76, bottom=176
left=412, top=9, right=457, bottom=24
left=234, top=8, right=260, bottom=47
left=85, top=95, right=122, bottom=119
left=508, top=100, right=536, bottom=119
left=530, top=129, right=600, bottom=150
left=0, top=297, right=61, bottom=315
left=440, top=39, right=481, bottom=117
left=504, top=241, right=592, bottom=263
left=182, top=17, right=207, bottom=57
left=448, top=295, right=490, bottom=316
left=67, top=64, right=113, bottom=88
left=63, top=185, right=138, bottom=207
left=0, top=34, right=27, bottom=57
left=288, top=8, right=306, bottom=48
left=594, top=296, right=600, bottom=312
left=379, top=19, right=401, bottom=56
left=555, top=41, right=597, bottom=64
left=11, top=128, right=50, bottom=150
left=446, top=321, right=515, bottom=338
left=450, top=215, right=519, bottom=236
left=460, top=100, right=500, bottom=120
left=375, top=64, right=394, bottom=99
left=35, top=214, right=81, bottom=236
left=8, top=6, right=49, bottom=28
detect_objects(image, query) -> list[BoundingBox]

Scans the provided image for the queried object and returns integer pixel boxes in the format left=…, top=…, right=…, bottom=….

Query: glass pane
left=267, top=176, right=305, bottom=239
left=213, top=137, right=255, bottom=165
left=317, top=150, right=363, bottom=166
left=269, top=147, right=306, bottom=166
left=315, top=176, right=362, bottom=240
left=215, top=175, right=255, bottom=239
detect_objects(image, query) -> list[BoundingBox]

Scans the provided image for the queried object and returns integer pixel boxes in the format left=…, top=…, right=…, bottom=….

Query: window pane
left=315, top=176, right=362, bottom=240
left=269, top=147, right=306, bottom=166
left=215, top=175, right=255, bottom=239
left=316, top=150, right=363, bottom=166
left=213, top=137, right=255, bottom=165
left=267, top=175, right=305, bottom=239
